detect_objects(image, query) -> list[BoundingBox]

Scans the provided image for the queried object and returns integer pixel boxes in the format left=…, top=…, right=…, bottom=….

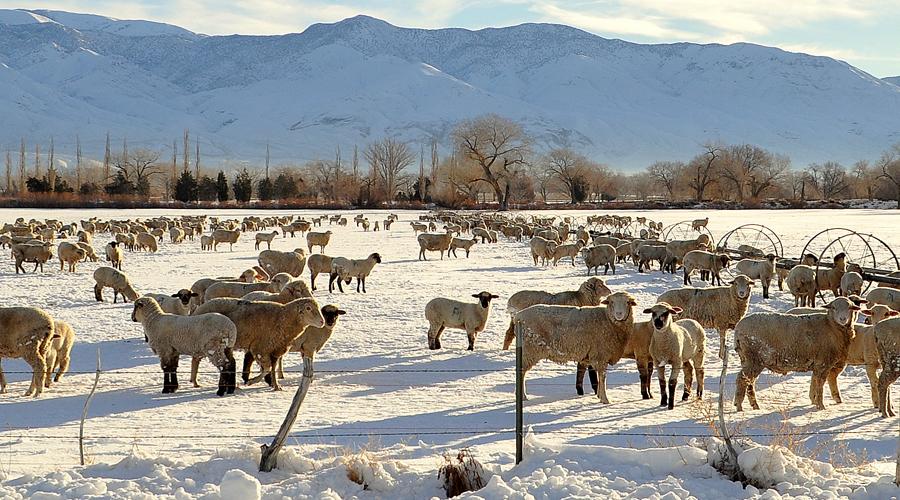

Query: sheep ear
left=491, top=294, right=499, bottom=299
left=861, top=309, right=874, bottom=316
left=849, top=305, right=862, bottom=311
left=888, top=311, right=900, bottom=317
left=670, top=306, right=683, bottom=314
left=600, top=298, right=610, bottom=305
left=628, top=299, right=637, bottom=306
left=642, top=308, right=653, bottom=314
left=191, top=292, right=199, bottom=297
left=471, top=294, right=480, bottom=298
left=337, top=309, right=347, bottom=315
left=170, top=293, right=180, bottom=298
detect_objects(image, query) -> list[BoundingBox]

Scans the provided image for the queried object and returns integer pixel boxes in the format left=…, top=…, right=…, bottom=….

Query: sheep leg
left=810, top=372, right=827, bottom=410
left=502, top=320, right=515, bottom=350
left=310, top=272, right=317, bottom=291
left=694, top=363, right=704, bottom=400
left=657, top=365, right=668, bottom=407
left=667, top=365, right=680, bottom=409
left=23, top=351, right=46, bottom=397
left=241, top=351, right=254, bottom=383
left=267, top=354, right=282, bottom=391
left=762, top=279, right=770, bottom=299
left=717, top=330, right=726, bottom=360
left=865, top=363, right=880, bottom=408
left=216, top=348, right=237, bottom=396
left=878, top=369, right=899, bottom=418
left=94, top=284, right=103, bottom=302
left=682, top=361, right=694, bottom=401
left=683, top=268, right=691, bottom=285
left=191, top=356, right=202, bottom=387
left=638, top=360, right=653, bottom=399
left=575, top=363, right=587, bottom=395
left=427, top=325, right=444, bottom=350
left=53, top=347, right=70, bottom=383
left=593, top=363, right=609, bottom=404
left=734, top=368, right=749, bottom=411
left=466, top=328, right=477, bottom=351
left=826, top=365, right=844, bottom=404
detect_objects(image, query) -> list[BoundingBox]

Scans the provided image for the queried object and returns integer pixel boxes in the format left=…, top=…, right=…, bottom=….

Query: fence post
left=259, top=356, right=314, bottom=472
left=80, top=348, right=101, bottom=466
left=717, top=338, right=743, bottom=482
left=515, top=321, right=524, bottom=465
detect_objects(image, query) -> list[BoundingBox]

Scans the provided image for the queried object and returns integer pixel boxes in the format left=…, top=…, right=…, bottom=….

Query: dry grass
left=438, top=448, right=486, bottom=498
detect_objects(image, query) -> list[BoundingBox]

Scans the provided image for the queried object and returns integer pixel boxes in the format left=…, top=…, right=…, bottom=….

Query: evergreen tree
left=233, top=168, right=253, bottom=203
left=258, top=177, right=274, bottom=201
left=273, top=172, right=299, bottom=199
left=105, top=171, right=135, bottom=196
left=198, top=175, right=218, bottom=201
left=215, top=171, right=229, bottom=202
left=174, top=170, right=198, bottom=202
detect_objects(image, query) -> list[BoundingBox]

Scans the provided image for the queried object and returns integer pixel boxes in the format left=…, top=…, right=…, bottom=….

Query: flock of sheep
left=2, top=211, right=900, bottom=424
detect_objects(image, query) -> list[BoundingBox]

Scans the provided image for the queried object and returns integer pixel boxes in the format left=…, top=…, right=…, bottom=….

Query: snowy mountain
left=1, top=9, right=899, bottom=169
left=885, top=76, right=900, bottom=87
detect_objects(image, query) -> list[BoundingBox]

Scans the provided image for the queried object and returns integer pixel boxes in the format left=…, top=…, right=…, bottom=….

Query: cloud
left=529, top=2, right=702, bottom=40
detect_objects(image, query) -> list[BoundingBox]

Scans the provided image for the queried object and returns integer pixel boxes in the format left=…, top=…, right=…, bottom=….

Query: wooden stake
left=80, top=348, right=101, bottom=466
left=259, top=356, right=314, bottom=472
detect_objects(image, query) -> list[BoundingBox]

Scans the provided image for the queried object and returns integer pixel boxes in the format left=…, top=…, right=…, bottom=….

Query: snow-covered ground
left=1, top=208, right=900, bottom=498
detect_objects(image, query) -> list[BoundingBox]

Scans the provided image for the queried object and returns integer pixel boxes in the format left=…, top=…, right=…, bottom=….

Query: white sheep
left=449, top=237, right=476, bottom=258
left=329, top=253, right=382, bottom=293
left=0, top=306, right=55, bottom=396
left=204, top=273, right=293, bottom=302
left=255, top=230, right=279, bottom=250
left=136, top=232, right=158, bottom=252
left=867, top=287, right=900, bottom=311
left=786, top=265, right=817, bottom=307
left=200, top=235, right=213, bottom=251
left=258, top=248, right=307, bottom=277
left=840, top=271, right=865, bottom=297
left=417, top=233, right=452, bottom=260
left=273, top=304, right=347, bottom=379
left=552, top=241, right=585, bottom=266
left=735, top=254, right=777, bottom=299
left=307, top=254, right=333, bottom=291
left=43, top=319, right=75, bottom=388
left=211, top=228, right=241, bottom=251
left=691, top=217, right=709, bottom=231
left=241, top=280, right=312, bottom=303
left=132, top=297, right=237, bottom=396
left=306, top=230, right=333, bottom=253
left=93, top=266, right=140, bottom=303
left=57, top=241, right=86, bottom=273
left=12, top=242, right=53, bottom=273
left=682, top=250, right=731, bottom=286
left=425, top=291, right=499, bottom=350
left=582, top=244, right=616, bottom=275
left=875, top=314, right=900, bottom=417
left=529, top=236, right=557, bottom=266
left=144, top=289, right=199, bottom=316
left=645, top=303, right=705, bottom=409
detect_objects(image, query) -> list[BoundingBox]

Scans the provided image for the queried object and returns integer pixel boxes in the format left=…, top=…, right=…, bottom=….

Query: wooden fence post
left=259, top=357, right=314, bottom=472
left=80, top=348, right=101, bottom=466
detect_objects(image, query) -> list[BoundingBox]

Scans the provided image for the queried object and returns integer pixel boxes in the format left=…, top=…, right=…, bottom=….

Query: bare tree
left=528, top=163, right=554, bottom=203
left=647, top=160, right=683, bottom=200
left=452, top=114, right=530, bottom=210
left=18, top=138, right=26, bottom=194
left=113, top=149, right=162, bottom=197
left=852, top=160, right=878, bottom=200
left=629, top=172, right=654, bottom=201
left=364, top=137, right=415, bottom=201
left=4, top=148, right=11, bottom=193
left=103, top=132, right=111, bottom=183
left=806, top=161, right=850, bottom=199
left=545, top=148, right=590, bottom=203
left=877, top=145, right=900, bottom=208
left=721, top=144, right=784, bottom=201
left=686, top=143, right=720, bottom=201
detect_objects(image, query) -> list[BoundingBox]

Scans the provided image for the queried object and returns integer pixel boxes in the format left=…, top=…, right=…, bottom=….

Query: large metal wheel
left=662, top=220, right=713, bottom=244
left=813, top=231, right=900, bottom=299
left=799, top=228, right=857, bottom=262
left=716, top=224, right=783, bottom=257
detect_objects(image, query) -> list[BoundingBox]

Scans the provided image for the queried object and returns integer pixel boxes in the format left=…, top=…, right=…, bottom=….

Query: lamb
left=204, top=273, right=293, bottom=302
left=582, top=244, right=616, bottom=275
left=143, top=289, right=198, bottom=315
left=734, top=296, right=861, bottom=411
left=552, top=241, right=585, bottom=266
left=449, top=237, right=476, bottom=258
left=0, top=306, right=55, bottom=396
left=329, top=253, right=382, bottom=293
left=867, top=287, right=900, bottom=311
left=502, top=277, right=611, bottom=350
left=57, top=241, right=87, bottom=272
left=840, top=271, right=865, bottom=297
left=105, top=241, right=124, bottom=270
left=658, top=274, right=754, bottom=356
left=307, top=254, right=333, bottom=291
left=513, top=291, right=637, bottom=402
left=131, top=297, right=237, bottom=396
left=786, top=265, right=817, bottom=307
left=875, top=314, right=900, bottom=416
left=529, top=236, right=557, bottom=266
left=682, top=250, right=731, bottom=286
left=192, top=297, right=325, bottom=390
left=425, top=291, right=499, bottom=350
left=93, top=266, right=140, bottom=303
left=255, top=230, right=279, bottom=250
left=258, top=248, right=307, bottom=277
left=211, top=229, right=241, bottom=251
left=136, top=232, right=158, bottom=252
left=306, top=230, right=333, bottom=253
left=691, top=217, right=709, bottom=231
left=200, top=235, right=213, bottom=251
left=735, top=254, right=777, bottom=299
left=646, top=303, right=705, bottom=409
left=241, top=279, right=312, bottom=303
left=12, top=242, right=53, bottom=273
left=43, top=319, right=75, bottom=387
left=272, top=304, right=346, bottom=379
left=417, top=233, right=453, bottom=260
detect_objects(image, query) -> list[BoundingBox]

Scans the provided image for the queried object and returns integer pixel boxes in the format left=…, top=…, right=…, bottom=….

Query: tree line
left=3, top=117, right=900, bottom=208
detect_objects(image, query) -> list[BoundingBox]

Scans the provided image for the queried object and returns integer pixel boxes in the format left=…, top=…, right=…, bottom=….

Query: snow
left=219, top=469, right=260, bottom=500
left=1, top=207, right=900, bottom=498
left=0, top=13, right=899, bottom=168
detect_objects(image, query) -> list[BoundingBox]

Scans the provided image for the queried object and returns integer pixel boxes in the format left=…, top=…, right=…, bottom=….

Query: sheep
left=144, top=289, right=198, bottom=316
left=255, top=230, right=279, bottom=251
left=204, top=273, right=293, bottom=302
left=410, top=222, right=428, bottom=234
left=136, top=232, right=158, bottom=252
left=193, top=297, right=325, bottom=390
left=417, top=232, right=453, bottom=260
left=0, top=306, right=55, bottom=396
left=867, top=287, right=900, bottom=311
left=582, top=244, right=616, bottom=275
left=682, top=250, right=731, bottom=286
left=258, top=248, right=307, bottom=277
left=735, top=254, right=777, bottom=299
left=77, top=229, right=93, bottom=245
left=840, top=271, right=865, bottom=297
left=815, top=252, right=849, bottom=298
left=449, top=237, right=476, bottom=258
left=513, top=291, right=637, bottom=402
left=131, top=297, right=237, bottom=396
left=307, top=254, right=333, bottom=291
left=664, top=235, right=711, bottom=273
left=637, top=244, right=669, bottom=273
left=187, top=270, right=262, bottom=309
left=502, top=277, right=611, bottom=350
left=200, top=235, right=213, bottom=251
left=529, top=236, right=557, bottom=266
left=425, top=291, right=499, bottom=351
left=105, top=241, right=124, bottom=270
left=361, top=219, right=371, bottom=231
left=501, top=225, right=524, bottom=242
left=272, top=304, right=346, bottom=379
left=658, top=275, right=754, bottom=356
left=75, top=242, right=99, bottom=262
left=615, top=243, right=632, bottom=263
left=115, top=233, right=135, bottom=252
left=211, top=229, right=241, bottom=251
left=691, top=217, right=709, bottom=231
left=577, top=319, right=656, bottom=399
left=241, top=279, right=312, bottom=303
left=57, top=241, right=86, bottom=273
left=169, top=227, right=186, bottom=244
left=306, top=230, right=333, bottom=253
left=645, top=303, right=705, bottom=409
left=43, top=319, right=75, bottom=387
left=12, top=242, right=53, bottom=273
left=737, top=244, right=764, bottom=257
left=472, top=227, right=492, bottom=243
left=786, top=265, right=817, bottom=307
left=787, top=302, right=897, bottom=408
left=875, top=314, right=900, bottom=416
left=552, top=241, right=585, bottom=266
left=734, top=297, right=862, bottom=411
left=329, top=253, right=382, bottom=293
left=93, top=266, right=140, bottom=303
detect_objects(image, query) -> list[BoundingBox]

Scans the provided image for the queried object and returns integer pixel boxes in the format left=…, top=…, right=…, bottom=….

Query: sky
left=3, top=1, right=900, bottom=77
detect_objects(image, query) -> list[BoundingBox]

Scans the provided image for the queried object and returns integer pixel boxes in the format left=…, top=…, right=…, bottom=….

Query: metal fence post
left=515, top=321, right=524, bottom=465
